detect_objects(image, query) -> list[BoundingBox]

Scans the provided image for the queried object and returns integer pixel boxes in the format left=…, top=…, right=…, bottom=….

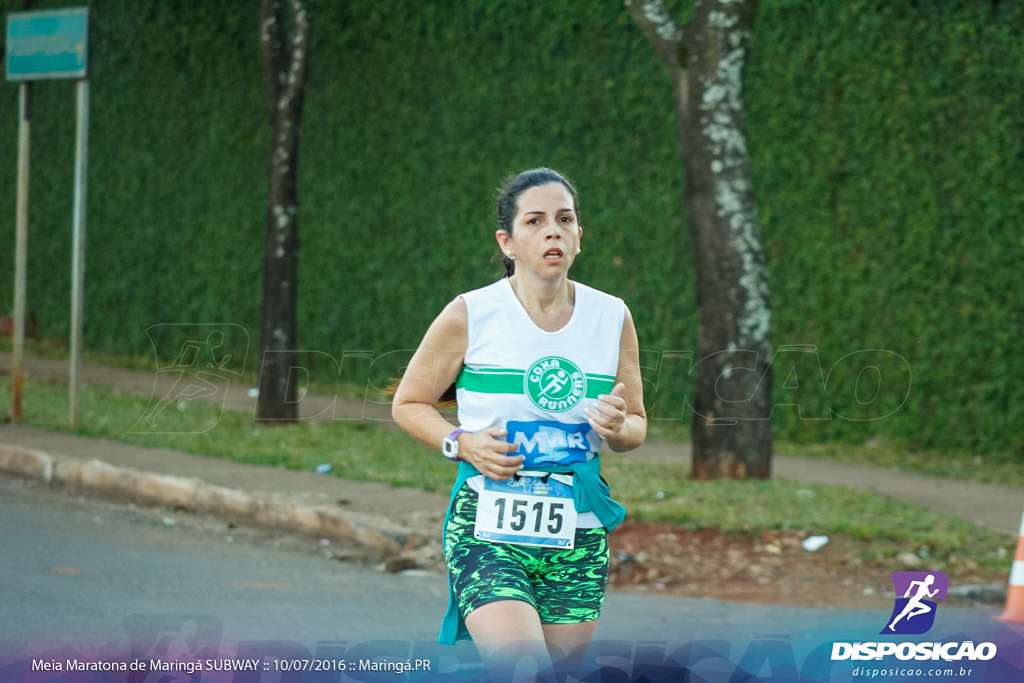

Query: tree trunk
left=627, top=0, right=773, bottom=479
left=257, top=0, right=309, bottom=423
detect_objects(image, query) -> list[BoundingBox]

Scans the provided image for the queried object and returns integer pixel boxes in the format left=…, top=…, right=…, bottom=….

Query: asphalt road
left=0, top=475, right=452, bottom=648
left=2, top=475, right=1020, bottom=682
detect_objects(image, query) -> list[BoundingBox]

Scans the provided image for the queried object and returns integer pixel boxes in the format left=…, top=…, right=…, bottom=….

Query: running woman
left=392, top=168, right=647, bottom=677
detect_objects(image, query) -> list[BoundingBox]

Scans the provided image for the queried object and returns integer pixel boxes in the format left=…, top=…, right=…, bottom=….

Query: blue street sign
left=5, top=7, right=89, bottom=81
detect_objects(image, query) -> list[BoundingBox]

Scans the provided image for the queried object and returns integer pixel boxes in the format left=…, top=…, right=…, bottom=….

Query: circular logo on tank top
left=525, top=356, right=586, bottom=413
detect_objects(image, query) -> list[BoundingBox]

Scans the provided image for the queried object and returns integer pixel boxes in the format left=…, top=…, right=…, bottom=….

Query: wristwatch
left=441, top=428, right=466, bottom=462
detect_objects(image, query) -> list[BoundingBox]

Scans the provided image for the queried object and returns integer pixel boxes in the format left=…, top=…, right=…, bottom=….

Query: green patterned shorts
left=444, top=482, right=609, bottom=624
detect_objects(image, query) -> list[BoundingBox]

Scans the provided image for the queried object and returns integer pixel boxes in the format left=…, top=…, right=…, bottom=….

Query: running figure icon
left=130, top=324, right=249, bottom=434
left=540, top=369, right=570, bottom=397
left=887, top=574, right=939, bottom=631
left=882, top=571, right=948, bottom=635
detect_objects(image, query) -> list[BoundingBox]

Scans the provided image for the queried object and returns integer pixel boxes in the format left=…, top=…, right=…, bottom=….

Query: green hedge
left=748, top=0, right=1024, bottom=455
left=0, top=0, right=1020, bottom=458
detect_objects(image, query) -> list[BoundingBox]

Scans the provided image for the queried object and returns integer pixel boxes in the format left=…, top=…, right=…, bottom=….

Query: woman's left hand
left=585, top=382, right=629, bottom=440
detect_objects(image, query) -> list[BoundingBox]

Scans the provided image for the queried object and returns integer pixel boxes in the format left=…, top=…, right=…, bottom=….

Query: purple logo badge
left=881, top=571, right=949, bottom=635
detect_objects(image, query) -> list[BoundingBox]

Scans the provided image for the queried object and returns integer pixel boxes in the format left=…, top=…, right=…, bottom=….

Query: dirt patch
left=606, top=521, right=1007, bottom=609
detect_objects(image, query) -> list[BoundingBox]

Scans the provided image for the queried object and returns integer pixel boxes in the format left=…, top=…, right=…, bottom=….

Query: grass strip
left=0, top=376, right=1014, bottom=572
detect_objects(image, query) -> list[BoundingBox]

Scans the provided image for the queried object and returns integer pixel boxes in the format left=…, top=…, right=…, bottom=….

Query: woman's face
left=498, top=183, right=582, bottom=279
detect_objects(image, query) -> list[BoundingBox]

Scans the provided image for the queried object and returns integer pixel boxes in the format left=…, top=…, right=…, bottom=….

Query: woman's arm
left=391, top=298, right=523, bottom=480
left=584, top=306, right=647, bottom=452
left=391, top=298, right=468, bottom=448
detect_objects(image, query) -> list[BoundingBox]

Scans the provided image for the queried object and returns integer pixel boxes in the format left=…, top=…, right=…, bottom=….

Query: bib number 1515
left=475, top=487, right=577, bottom=549
left=494, top=497, right=565, bottom=534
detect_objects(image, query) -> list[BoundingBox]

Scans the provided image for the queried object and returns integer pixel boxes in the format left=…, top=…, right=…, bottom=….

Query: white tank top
left=456, top=278, right=626, bottom=467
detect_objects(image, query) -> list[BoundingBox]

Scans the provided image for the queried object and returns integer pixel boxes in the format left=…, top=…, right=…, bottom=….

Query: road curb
left=0, top=443, right=435, bottom=566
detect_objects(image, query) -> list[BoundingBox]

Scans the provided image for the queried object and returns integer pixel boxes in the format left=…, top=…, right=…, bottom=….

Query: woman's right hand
left=458, top=427, right=523, bottom=481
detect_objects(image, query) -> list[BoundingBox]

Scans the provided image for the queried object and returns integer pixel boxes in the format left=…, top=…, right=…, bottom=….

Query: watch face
left=442, top=429, right=464, bottom=461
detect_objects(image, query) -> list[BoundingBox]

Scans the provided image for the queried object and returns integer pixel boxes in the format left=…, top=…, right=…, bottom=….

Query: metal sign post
left=5, top=7, right=90, bottom=426
left=70, top=79, right=89, bottom=425
left=11, top=82, right=30, bottom=421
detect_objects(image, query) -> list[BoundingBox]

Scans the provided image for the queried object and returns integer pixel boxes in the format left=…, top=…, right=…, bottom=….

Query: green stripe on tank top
left=456, top=367, right=616, bottom=398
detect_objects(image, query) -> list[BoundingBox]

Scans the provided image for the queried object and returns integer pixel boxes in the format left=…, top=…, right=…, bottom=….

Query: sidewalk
left=1, top=352, right=1021, bottom=573
left=0, top=423, right=449, bottom=569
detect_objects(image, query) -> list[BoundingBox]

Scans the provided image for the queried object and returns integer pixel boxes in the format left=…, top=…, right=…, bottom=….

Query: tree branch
left=260, top=0, right=283, bottom=106
left=624, top=0, right=687, bottom=71
left=282, top=0, right=309, bottom=104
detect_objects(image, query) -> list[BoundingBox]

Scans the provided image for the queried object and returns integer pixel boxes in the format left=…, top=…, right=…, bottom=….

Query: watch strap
left=442, top=428, right=466, bottom=461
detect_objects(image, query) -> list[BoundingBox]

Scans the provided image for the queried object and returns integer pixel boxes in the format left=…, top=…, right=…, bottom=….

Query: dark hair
left=496, top=168, right=579, bottom=277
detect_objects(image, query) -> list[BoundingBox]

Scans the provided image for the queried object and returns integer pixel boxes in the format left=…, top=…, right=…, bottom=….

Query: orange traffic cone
left=995, top=510, right=1024, bottom=623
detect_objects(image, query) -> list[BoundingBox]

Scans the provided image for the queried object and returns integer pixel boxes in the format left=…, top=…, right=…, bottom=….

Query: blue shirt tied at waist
left=438, top=456, right=626, bottom=645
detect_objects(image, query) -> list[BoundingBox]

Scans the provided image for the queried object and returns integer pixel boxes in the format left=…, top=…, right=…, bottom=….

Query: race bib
left=475, top=473, right=577, bottom=549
